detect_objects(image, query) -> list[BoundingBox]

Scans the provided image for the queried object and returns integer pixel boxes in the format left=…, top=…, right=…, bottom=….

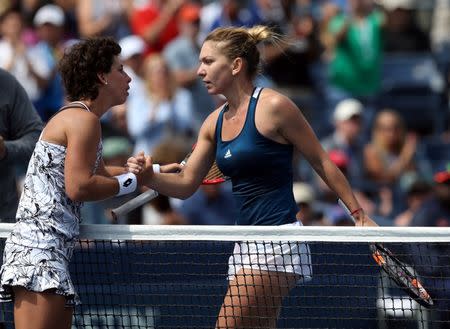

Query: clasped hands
left=125, top=151, right=182, bottom=184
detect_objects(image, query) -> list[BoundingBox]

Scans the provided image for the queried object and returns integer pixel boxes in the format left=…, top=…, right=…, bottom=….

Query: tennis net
left=0, top=223, right=449, bottom=329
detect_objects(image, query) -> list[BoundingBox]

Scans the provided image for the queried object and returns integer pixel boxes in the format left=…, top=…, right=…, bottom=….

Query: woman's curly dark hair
left=59, top=37, right=121, bottom=101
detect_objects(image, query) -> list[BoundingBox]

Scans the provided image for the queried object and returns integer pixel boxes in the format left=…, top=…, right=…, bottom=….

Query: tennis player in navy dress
left=128, top=25, right=378, bottom=329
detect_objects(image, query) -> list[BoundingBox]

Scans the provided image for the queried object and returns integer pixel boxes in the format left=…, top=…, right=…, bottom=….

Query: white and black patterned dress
left=0, top=105, right=102, bottom=306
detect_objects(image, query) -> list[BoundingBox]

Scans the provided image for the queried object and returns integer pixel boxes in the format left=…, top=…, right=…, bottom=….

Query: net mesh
left=0, top=224, right=449, bottom=329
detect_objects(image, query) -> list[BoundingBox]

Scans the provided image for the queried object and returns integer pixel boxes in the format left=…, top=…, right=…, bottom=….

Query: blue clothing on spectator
left=163, top=36, right=216, bottom=126
left=177, top=182, right=237, bottom=225
left=126, top=87, right=195, bottom=155
left=209, top=6, right=258, bottom=32
left=215, top=87, right=298, bottom=226
left=29, top=42, right=64, bottom=122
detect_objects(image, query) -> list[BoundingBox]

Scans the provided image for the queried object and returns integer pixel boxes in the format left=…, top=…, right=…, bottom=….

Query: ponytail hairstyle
left=204, top=25, right=284, bottom=79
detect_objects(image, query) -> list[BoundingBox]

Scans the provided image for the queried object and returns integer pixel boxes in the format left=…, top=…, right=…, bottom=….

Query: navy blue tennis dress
left=215, top=87, right=312, bottom=280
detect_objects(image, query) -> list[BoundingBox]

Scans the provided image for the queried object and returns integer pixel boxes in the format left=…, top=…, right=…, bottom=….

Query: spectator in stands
left=324, top=0, right=385, bottom=134
left=141, top=137, right=189, bottom=225
left=75, top=0, right=131, bottom=39
left=430, top=0, right=450, bottom=75
left=208, top=0, right=257, bottom=32
left=363, top=109, right=420, bottom=215
left=318, top=0, right=341, bottom=61
left=0, top=8, right=39, bottom=102
left=99, top=35, right=148, bottom=139
left=379, top=0, right=430, bottom=53
left=101, top=34, right=148, bottom=138
left=177, top=183, right=236, bottom=225
left=126, top=53, right=196, bottom=156
left=52, top=0, right=79, bottom=40
left=28, top=4, right=66, bottom=122
left=163, top=2, right=217, bottom=126
left=0, top=68, right=43, bottom=222
left=408, top=165, right=450, bottom=227
left=394, top=176, right=433, bottom=227
left=247, top=0, right=286, bottom=28
left=198, top=0, right=222, bottom=41
left=263, top=0, right=323, bottom=88
left=315, top=149, right=383, bottom=223
left=363, top=110, right=418, bottom=186
left=119, top=34, right=146, bottom=95
left=292, top=181, right=328, bottom=226
left=129, top=0, right=184, bottom=56
left=0, top=1, right=10, bottom=16
left=321, top=98, right=365, bottom=186
left=8, top=0, right=45, bottom=31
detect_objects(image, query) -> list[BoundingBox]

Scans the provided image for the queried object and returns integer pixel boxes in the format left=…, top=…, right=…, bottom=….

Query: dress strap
left=61, top=101, right=91, bottom=112
left=252, top=87, right=262, bottom=99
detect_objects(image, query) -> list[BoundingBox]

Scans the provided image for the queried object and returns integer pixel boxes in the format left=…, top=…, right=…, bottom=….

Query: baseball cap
left=119, top=35, right=146, bottom=60
left=328, top=149, right=349, bottom=168
left=33, top=4, right=65, bottom=27
left=178, top=3, right=201, bottom=22
left=377, top=0, right=417, bottom=11
left=333, top=99, right=363, bottom=122
left=293, top=182, right=315, bottom=204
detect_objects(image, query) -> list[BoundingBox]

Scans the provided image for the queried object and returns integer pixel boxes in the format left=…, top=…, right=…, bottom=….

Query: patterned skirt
left=0, top=242, right=80, bottom=306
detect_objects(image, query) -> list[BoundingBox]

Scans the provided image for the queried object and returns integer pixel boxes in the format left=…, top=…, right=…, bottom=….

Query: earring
left=105, top=81, right=108, bottom=85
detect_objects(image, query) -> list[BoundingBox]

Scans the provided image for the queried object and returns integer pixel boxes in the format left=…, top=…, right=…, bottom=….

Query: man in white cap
left=320, top=98, right=365, bottom=187
left=292, top=182, right=321, bottom=225
left=28, top=4, right=66, bottom=122
left=119, top=34, right=146, bottom=97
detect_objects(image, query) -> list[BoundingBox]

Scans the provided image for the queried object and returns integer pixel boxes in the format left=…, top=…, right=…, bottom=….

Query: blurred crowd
left=1, top=0, right=449, bottom=228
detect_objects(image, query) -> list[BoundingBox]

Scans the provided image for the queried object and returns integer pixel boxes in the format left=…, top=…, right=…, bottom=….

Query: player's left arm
left=270, top=92, right=376, bottom=226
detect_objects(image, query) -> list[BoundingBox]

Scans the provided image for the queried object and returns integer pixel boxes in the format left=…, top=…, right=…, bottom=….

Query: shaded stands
left=379, top=53, right=447, bottom=136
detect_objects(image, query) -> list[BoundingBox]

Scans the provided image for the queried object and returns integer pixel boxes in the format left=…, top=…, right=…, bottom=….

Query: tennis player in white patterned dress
left=0, top=37, right=149, bottom=329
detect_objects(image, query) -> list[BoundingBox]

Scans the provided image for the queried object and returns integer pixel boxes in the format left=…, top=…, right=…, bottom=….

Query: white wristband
left=115, top=172, right=137, bottom=196
left=152, top=164, right=160, bottom=173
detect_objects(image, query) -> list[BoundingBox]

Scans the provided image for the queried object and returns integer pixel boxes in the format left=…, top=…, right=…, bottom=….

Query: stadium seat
left=379, top=53, right=446, bottom=135
left=421, top=137, right=450, bottom=173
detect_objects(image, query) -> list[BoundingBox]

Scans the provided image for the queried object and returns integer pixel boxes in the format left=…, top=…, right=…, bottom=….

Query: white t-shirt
left=0, top=41, right=38, bottom=100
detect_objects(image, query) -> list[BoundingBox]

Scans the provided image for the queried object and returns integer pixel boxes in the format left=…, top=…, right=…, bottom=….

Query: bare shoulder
left=198, top=105, right=225, bottom=141
left=259, top=88, right=298, bottom=114
left=42, top=108, right=101, bottom=145
left=258, top=88, right=301, bottom=126
left=44, top=108, right=101, bottom=145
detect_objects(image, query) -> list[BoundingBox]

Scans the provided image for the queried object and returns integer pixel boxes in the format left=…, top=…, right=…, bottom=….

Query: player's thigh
left=220, top=269, right=297, bottom=315
left=13, top=286, right=73, bottom=329
left=232, top=269, right=296, bottom=308
left=217, top=269, right=296, bottom=328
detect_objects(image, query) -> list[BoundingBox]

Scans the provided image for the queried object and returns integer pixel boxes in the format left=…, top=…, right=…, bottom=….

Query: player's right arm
left=139, top=110, right=219, bottom=200
left=63, top=110, right=141, bottom=201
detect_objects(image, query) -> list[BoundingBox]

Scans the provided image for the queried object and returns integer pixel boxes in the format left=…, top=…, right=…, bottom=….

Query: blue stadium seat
left=379, top=53, right=446, bottom=135
left=421, top=137, right=450, bottom=173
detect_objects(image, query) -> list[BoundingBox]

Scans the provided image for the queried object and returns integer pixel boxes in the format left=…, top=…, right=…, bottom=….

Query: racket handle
left=338, top=199, right=356, bottom=224
left=111, top=189, right=159, bottom=221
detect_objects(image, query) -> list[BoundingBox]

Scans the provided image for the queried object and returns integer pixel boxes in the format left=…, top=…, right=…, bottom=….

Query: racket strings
left=205, top=162, right=226, bottom=181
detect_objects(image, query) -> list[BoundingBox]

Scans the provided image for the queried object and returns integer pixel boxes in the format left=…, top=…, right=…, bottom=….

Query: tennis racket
left=338, top=199, right=433, bottom=308
left=111, top=149, right=228, bottom=220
